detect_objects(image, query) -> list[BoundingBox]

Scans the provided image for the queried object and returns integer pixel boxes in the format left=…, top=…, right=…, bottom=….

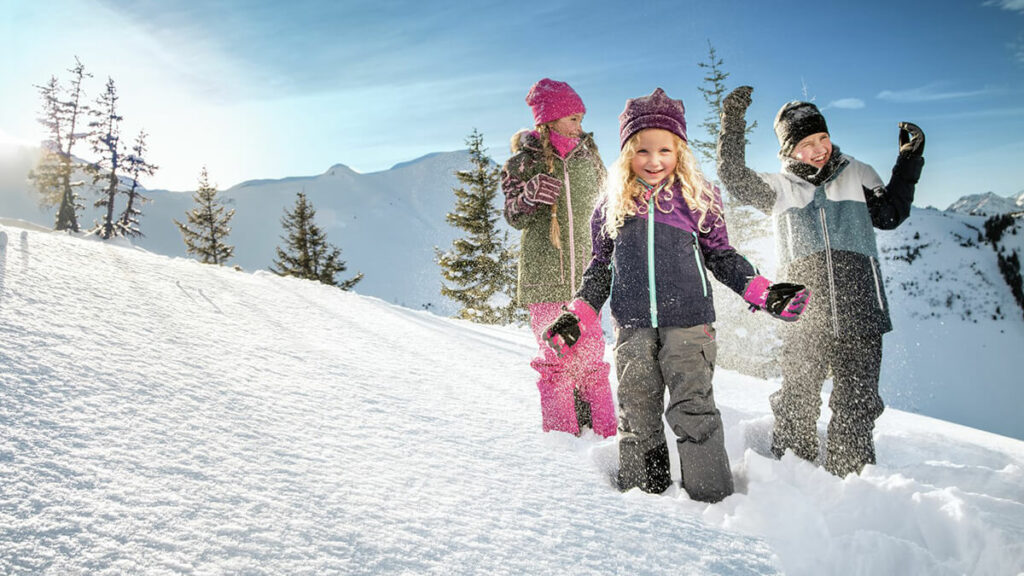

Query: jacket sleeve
left=698, top=187, right=759, bottom=297
left=574, top=200, right=614, bottom=313
left=501, top=152, right=544, bottom=230
left=865, top=153, right=924, bottom=230
left=717, top=107, right=777, bottom=215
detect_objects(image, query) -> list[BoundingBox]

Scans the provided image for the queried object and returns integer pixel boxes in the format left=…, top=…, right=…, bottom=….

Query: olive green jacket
left=501, top=131, right=605, bottom=305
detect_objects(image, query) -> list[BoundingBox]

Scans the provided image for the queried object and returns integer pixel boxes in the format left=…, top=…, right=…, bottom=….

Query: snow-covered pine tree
left=271, top=191, right=363, bottom=290
left=174, top=167, right=235, bottom=265
left=118, top=130, right=157, bottom=238
left=88, top=77, right=124, bottom=240
left=435, top=129, right=521, bottom=325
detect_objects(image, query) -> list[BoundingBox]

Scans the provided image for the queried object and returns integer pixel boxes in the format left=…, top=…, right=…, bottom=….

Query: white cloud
left=983, top=0, right=1024, bottom=13
left=1012, top=34, right=1024, bottom=65
left=876, top=83, right=990, bottom=102
left=824, top=98, right=865, bottom=110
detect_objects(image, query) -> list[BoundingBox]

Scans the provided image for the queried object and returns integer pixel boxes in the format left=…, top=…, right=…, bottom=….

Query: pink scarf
left=549, top=130, right=580, bottom=158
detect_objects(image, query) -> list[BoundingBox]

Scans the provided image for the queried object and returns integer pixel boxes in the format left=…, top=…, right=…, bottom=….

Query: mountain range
left=1, top=145, right=1022, bottom=439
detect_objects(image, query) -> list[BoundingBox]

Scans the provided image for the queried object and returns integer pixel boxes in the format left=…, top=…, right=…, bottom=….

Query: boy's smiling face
left=790, top=132, right=833, bottom=169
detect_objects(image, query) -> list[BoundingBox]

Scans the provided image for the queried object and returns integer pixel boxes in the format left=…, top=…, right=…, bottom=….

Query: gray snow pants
left=771, top=329, right=884, bottom=477
left=614, top=324, right=733, bottom=503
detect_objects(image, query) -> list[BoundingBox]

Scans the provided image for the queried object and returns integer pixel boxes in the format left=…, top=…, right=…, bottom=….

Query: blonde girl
left=544, top=88, right=809, bottom=502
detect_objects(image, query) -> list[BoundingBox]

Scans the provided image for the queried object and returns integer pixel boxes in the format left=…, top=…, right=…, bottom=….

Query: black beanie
left=774, top=101, right=828, bottom=156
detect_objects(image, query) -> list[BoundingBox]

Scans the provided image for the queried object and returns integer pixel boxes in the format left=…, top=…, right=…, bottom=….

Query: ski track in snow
left=0, top=225, right=1022, bottom=575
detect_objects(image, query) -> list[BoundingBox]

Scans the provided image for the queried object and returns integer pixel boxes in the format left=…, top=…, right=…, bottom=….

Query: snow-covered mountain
left=0, top=145, right=508, bottom=315
left=2, top=147, right=1023, bottom=439
left=134, top=150, right=507, bottom=315
left=946, top=190, right=1024, bottom=216
left=0, top=223, right=1021, bottom=575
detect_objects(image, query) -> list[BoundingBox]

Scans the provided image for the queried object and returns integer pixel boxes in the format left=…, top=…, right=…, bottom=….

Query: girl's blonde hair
left=601, top=131, right=722, bottom=239
left=534, top=123, right=559, bottom=175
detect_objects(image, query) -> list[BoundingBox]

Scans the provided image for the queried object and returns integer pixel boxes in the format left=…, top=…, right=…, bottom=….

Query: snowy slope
left=875, top=207, right=1024, bottom=440
left=1, top=224, right=1022, bottom=575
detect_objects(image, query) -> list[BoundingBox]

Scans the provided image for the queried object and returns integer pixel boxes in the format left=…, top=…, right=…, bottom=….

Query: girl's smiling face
left=630, top=129, right=677, bottom=186
left=791, top=132, right=833, bottom=168
left=551, top=113, right=584, bottom=138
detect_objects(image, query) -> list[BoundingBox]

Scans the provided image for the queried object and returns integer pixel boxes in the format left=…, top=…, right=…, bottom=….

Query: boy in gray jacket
left=717, top=86, right=925, bottom=477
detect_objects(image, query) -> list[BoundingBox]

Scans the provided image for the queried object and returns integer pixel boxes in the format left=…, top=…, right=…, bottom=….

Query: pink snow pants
left=528, top=302, right=616, bottom=437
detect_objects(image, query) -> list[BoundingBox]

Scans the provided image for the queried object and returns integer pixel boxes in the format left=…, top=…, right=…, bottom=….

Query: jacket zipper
left=691, top=232, right=708, bottom=297
left=870, top=257, right=885, bottom=311
left=561, top=158, right=577, bottom=295
left=819, top=205, right=840, bottom=338
left=786, top=213, right=796, bottom=261
left=648, top=195, right=658, bottom=327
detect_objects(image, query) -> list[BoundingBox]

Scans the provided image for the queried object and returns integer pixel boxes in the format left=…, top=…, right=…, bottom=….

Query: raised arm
left=717, top=85, right=776, bottom=215
left=866, top=122, right=925, bottom=230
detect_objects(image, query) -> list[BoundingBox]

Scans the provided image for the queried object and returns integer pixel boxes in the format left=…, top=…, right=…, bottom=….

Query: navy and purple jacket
left=576, top=180, right=758, bottom=329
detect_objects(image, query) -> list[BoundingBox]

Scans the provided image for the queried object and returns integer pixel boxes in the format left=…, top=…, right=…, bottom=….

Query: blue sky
left=1, top=0, right=1022, bottom=209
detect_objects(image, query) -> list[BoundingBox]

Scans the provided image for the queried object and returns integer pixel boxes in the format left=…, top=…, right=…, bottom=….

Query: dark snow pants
left=614, top=324, right=733, bottom=503
left=771, top=328, right=884, bottom=477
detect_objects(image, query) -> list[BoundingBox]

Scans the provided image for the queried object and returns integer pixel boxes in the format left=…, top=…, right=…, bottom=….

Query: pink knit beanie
left=618, top=87, right=687, bottom=149
left=526, top=78, right=586, bottom=126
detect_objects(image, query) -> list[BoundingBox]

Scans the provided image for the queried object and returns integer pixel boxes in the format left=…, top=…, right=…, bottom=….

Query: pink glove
left=743, top=276, right=811, bottom=322
left=523, top=173, right=561, bottom=206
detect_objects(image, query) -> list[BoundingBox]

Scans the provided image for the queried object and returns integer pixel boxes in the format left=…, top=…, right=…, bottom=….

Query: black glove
left=723, top=85, right=754, bottom=114
left=543, top=307, right=581, bottom=357
left=763, top=282, right=811, bottom=322
left=898, top=122, right=925, bottom=157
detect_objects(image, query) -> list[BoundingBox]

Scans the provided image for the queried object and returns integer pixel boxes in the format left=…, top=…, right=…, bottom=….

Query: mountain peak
left=946, top=191, right=1022, bottom=216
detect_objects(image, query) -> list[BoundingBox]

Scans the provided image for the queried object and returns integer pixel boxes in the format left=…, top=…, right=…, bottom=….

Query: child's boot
left=617, top=441, right=671, bottom=494
left=677, top=425, right=733, bottom=503
left=573, top=387, right=592, bottom=430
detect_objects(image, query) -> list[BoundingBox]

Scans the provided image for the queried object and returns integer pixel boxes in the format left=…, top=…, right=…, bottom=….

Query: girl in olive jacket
left=501, top=78, right=615, bottom=438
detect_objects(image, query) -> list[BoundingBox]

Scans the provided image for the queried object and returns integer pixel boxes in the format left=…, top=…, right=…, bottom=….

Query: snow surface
left=1, top=224, right=1022, bottom=575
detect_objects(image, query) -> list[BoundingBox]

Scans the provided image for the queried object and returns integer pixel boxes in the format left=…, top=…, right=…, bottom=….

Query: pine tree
left=693, top=40, right=778, bottom=378
left=118, top=130, right=157, bottom=238
left=88, top=77, right=124, bottom=239
left=29, top=58, right=91, bottom=231
left=271, top=191, right=363, bottom=289
left=28, top=77, right=66, bottom=210
left=436, top=129, right=522, bottom=324
left=174, top=167, right=235, bottom=265
left=693, top=40, right=757, bottom=170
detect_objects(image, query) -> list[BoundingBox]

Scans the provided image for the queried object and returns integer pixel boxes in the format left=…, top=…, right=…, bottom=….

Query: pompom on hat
left=525, top=78, right=586, bottom=126
left=774, top=101, right=829, bottom=156
left=618, top=87, right=687, bottom=149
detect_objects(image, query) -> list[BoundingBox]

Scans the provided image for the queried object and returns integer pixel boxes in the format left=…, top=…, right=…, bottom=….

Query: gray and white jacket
left=718, top=115, right=924, bottom=337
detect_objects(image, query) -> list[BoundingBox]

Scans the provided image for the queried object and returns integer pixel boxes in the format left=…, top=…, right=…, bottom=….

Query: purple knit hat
left=526, top=78, right=586, bottom=126
left=618, top=88, right=687, bottom=149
